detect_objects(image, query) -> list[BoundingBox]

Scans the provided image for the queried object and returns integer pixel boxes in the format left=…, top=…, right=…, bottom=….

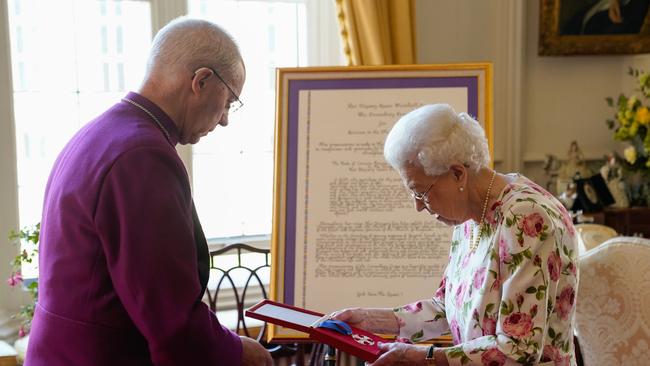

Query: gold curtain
left=335, top=0, right=416, bottom=66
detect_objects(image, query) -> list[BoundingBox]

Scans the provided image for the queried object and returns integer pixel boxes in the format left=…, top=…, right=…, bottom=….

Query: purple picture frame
left=270, top=64, right=492, bottom=341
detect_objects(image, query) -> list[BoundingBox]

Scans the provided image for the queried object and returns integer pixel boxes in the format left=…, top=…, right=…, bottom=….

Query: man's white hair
left=384, top=104, right=490, bottom=176
left=146, top=17, right=243, bottom=81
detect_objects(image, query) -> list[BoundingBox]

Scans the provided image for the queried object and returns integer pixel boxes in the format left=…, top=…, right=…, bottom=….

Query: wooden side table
left=602, top=207, right=650, bottom=238
left=0, top=341, right=17, bottom=366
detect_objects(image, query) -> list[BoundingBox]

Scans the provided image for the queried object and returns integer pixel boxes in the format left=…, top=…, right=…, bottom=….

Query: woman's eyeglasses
left=409, top=183, right=433, bottom=203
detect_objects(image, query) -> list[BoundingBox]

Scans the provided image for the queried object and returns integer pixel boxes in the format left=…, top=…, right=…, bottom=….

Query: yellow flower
left=630, top=121, right=640, bottom=136
left=619, top=109, right=634, bottom=127
left=636, top=106, right=650, bottom=125
left=628, top=95, right=639, bottom=109
left=624, top=146, right=637, bottom=164
left=640, top=73, right=650, bottom=87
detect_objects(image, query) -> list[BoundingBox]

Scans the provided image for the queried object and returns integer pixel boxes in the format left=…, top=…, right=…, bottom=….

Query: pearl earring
left=459, top=187, right=464, bottom=192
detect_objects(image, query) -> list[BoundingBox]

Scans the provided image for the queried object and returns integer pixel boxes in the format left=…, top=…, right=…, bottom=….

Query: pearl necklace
left=470, top=170, right=496, bottom=252
left=122, top=98, right=173, bottom=146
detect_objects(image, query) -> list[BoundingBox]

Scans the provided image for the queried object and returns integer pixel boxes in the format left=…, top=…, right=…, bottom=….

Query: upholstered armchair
left=574, top=224, right=618, bottom=253
left=575, top=236, right=650, bottom=365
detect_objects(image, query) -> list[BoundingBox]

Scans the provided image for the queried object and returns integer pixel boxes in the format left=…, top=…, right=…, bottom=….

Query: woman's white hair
left=384, top=104, right=490, bottom=176
left=146, top=17, right=243, bottom=82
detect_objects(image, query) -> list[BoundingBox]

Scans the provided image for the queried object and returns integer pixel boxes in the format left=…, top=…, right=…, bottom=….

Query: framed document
left=269, top=64, right=493, bottom=342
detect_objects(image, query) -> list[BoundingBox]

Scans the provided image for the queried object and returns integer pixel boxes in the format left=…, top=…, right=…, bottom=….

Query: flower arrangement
left=606, top=68, right=650, bottom=171
left=606, top=67, right=650, bottom=206
left=6, top=223, right=39, bottom=338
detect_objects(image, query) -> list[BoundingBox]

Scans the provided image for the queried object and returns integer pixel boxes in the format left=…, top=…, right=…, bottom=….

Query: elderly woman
left=333, top=104, right=578, bottom=366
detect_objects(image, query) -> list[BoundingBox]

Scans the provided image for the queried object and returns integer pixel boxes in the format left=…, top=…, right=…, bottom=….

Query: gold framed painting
left=267, top=63, right=493, bottom=343
left=539, top=0, right=650, bottom=55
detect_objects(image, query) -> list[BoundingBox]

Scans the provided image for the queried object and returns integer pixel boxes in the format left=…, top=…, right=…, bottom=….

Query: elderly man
left=24, top=18, right=271, bottom=366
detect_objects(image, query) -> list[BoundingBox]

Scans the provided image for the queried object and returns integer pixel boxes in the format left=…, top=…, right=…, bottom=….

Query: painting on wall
left=539, top=0, right=650, bottom=55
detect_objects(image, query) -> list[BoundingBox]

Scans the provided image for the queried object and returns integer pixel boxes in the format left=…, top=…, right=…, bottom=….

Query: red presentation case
left=245, top=299, right=387, bottom=362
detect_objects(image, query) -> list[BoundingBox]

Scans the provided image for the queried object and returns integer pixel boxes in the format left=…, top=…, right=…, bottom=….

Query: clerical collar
left=121, top=92, right=180, bottom=146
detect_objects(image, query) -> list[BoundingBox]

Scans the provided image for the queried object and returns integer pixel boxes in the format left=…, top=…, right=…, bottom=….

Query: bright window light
left=7, top=0, right=151, bottom=276
left=189, top=0, right=312, bottom=240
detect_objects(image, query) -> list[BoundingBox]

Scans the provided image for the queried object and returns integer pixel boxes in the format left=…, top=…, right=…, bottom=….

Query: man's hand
left=240, top=336, right=272, bottom=366
left=330, top=307, right=399, bottom=335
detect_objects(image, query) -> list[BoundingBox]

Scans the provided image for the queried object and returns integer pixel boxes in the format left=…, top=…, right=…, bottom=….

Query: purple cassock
left=24, top=92, right=242, bottom=365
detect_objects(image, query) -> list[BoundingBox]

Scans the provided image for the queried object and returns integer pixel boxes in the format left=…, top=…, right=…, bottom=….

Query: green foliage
left=485, top=303, right=495, bottom=314
left=410, top=330, right=424, bottom=343
left=7, top=223, right=40, bottom=337
left=500, top=299, right=514, bottom=316
left=606, top=68, right=650, bottom=174
left=446, top=346, right=471, bottom=364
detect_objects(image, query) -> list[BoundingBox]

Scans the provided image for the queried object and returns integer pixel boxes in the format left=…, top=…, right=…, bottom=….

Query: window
left=187, top=0, right=343, bottom=324
left=7, top=0, right=151, bottom=276
left=187, top=0, right=343, bottom=242
left=4, top=0, right=342, bottom=279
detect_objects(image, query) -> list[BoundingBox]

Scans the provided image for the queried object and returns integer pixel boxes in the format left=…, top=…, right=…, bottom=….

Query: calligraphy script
left=294, top=89, right=459, bottom=310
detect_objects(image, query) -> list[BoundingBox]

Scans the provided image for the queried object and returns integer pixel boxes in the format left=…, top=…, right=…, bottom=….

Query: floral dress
left=394, top=175, right=579, bottom=366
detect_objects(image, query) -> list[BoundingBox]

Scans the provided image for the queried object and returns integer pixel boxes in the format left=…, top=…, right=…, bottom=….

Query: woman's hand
left=367, top=342, right=428, bottom=366
left=330, top=307, right=400, bottom=335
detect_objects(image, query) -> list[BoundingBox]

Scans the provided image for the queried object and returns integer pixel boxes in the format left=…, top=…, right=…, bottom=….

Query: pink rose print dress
left=394, top=175, right=579, bottom=366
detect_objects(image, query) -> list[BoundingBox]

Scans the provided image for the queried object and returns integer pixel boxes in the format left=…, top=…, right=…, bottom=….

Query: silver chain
left=122, top=98, right=172, bottom=146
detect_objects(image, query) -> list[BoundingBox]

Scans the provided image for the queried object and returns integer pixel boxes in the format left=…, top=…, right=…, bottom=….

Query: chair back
left=207, top=243, right=310, bottom=365
left=575, top=236, right=650, bottom=366
left=574, top=224, right=617, bottom=252
left=206, top=243, right=271, bottom=341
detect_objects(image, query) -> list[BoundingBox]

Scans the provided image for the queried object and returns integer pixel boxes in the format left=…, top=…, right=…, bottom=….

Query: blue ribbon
left=316, top=319, right=352, bottom=335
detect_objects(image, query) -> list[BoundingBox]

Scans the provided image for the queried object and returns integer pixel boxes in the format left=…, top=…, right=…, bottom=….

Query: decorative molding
left=175, top=145, right=193, bottom=189
left=0, top=311, right=20, bottom=342
left=0, top=0, right=21, bottom=312
left=495, top=0, right=526, bottom=172
left=522, top=154, right=608, bottom=163
left=149, top=0, right=187, bottom=36
left=147, top=1, right=193, bottom=185
left=310, top=0, right=344, bottom=66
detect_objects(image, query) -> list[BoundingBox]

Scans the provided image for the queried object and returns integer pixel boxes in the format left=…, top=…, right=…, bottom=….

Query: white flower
left=624, top=146, right=637, bottom=164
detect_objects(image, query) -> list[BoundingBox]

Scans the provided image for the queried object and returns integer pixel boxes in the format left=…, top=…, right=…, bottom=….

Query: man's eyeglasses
left=205, top=67, right=244, bottom=113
